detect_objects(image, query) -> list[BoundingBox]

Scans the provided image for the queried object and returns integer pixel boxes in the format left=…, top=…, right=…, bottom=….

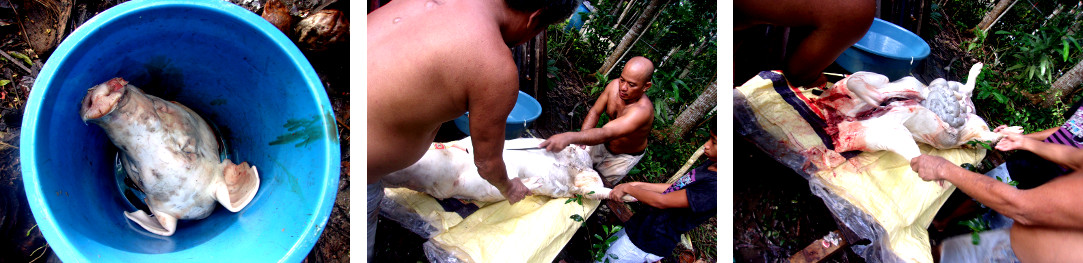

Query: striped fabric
left=1043, top=109, right=1083, bottom=148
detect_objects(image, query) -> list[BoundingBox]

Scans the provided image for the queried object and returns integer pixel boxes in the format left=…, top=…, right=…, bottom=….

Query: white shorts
left=589, top=145, right=645, bottom=185
left=597, top=229, right=663, bottom=263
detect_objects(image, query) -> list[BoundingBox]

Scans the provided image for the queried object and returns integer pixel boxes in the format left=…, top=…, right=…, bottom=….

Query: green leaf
left=1062, top=39, right=1071, bottom=62
left=8, top=52, right=32, bottom=66
left=971, top=232, right=981, bottom=245
left=0, top=80, right=9, bottom=86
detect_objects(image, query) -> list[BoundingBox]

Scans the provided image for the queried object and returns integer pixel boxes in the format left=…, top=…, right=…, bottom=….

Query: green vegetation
left=939, top=0, right=1083, bottom=133
left=543, top=0, right=717, bottom=260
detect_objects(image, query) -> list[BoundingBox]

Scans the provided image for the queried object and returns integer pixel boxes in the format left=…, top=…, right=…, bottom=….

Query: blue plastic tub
left=20, top=0, right=339, bottom=261
left=563, top=1, right=595, bottom=32
left=454, top=91, right=543, bottom=139
left=835, top=17, right=931, bottom=80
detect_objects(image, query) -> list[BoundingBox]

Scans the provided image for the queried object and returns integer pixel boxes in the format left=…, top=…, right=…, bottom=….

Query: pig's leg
left=124, top=204, right=178, bottom=236
left=859, top=117, right=922, bottom=160
left=215, top=160, right=260, bottom=212
left=572, top=169, right=637, bottom=202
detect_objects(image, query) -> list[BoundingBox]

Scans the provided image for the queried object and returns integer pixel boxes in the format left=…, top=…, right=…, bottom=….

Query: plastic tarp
left=734, top=71, right=987, bottom=262
left=380, top=187, right=600, bottom=263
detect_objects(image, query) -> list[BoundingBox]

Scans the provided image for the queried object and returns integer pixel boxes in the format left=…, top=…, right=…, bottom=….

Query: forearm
left=475, top=156, right=511, bottom=190
left=627, top=182, right=670, bottom=193
left=1025, top=127, right=1059, bottom=141
left=1020, top=138, right=1083, bottom=171
left=622, top=184, right=685, bottom=209
left=565, top=129, right=613, bottom=146
left=941, top=165, right=1027, bottom=223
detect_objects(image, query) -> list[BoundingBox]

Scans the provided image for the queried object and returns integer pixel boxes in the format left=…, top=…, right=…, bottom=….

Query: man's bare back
left=368, top=0, right=519, bottom=180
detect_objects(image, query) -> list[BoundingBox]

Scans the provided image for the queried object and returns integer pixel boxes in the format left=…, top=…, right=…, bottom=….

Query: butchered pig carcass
left=814, top=63, right=1010, bottom=160
left=381, top=137, right=635, bottom=202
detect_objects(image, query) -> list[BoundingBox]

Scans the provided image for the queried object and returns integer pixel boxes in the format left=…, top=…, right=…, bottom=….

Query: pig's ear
left=216, top=161, right=260, bottom=212
left=124, top=209, right=178, bottom=236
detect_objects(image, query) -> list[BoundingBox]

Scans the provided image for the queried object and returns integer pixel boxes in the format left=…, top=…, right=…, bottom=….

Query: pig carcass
left=80, top=78, right=260, bottom=236
left=381, top=137, right=635, bottom=202
left=814, top=63, right=1005, bottom=160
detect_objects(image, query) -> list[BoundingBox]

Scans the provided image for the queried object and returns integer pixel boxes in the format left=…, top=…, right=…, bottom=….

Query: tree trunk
left=613, top=0, right=636, bottom=28
left=596, top=0, right=667, bottom=77
left=1020, top=59, right=1083, bottom=107
left=678, top=31, right=714, bottom=79
left=659, top=45, right=679, bottom=68
left=666, top=81, right=716, bottom=142
left=976, top=0, right=1016, bottom=34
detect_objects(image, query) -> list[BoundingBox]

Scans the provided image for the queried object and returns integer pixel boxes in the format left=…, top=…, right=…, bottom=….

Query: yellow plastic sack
left=384, top=187, right=600, bottom=263
left=735, top=71, right=985, bottom=262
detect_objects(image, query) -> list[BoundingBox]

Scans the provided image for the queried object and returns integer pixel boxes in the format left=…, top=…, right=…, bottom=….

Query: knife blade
left=506, top=146, right=544, bottom=150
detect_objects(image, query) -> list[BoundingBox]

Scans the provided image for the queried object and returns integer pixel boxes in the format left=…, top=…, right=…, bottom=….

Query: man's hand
left=910, top=154, right=954, bottom=181
left=539, top=133, right=574, bottom=152
left=995, top=132, right=1028, bottom=151
left=609, top=183, right=630, bottom=200
left=502, top=177, right=530, bottom=204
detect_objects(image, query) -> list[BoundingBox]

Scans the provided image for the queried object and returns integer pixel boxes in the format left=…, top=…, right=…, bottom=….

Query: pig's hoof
left=217, top=161, right=261, bottom=212
left=124, top=209, right=177, bottom=236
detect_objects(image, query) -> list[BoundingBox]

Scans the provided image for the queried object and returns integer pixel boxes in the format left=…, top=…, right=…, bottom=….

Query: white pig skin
left=382, top=137, right=636, bottom=203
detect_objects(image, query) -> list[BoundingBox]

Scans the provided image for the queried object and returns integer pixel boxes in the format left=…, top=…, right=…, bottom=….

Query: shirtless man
left=539, top=56, right=655, bottom=185
left=368, top=0, right=578, bottom=258
left=911, top=133, right=1083, bottom=261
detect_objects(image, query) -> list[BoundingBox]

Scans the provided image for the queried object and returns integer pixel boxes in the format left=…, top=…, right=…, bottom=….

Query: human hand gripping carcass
left=814, top=63, right=1019, bottom=160
left=382, top=137, right=637, bottom=202
left=80, top=78, right=260, bottom=236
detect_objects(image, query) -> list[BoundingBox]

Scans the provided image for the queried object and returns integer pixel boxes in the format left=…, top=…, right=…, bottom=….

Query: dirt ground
left=0, top=1, right=350, bottom=262
left=732, top=16, right=979, bottom=262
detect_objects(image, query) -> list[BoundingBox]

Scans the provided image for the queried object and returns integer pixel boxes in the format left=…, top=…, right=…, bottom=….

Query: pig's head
left=80, top=78, right=129, bottom=123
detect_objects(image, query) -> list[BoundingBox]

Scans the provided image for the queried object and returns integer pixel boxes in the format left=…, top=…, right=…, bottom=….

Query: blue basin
left=454, top=91, right=543, bottom=139
left=835, top=17, right=931, bottom=80
left=21, top=0, right=339, bottom=261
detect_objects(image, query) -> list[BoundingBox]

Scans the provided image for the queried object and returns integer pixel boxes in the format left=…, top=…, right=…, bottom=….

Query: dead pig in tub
left=80, top=77, right=260, bottom=236
left=382, top=137, right=638, bottom=202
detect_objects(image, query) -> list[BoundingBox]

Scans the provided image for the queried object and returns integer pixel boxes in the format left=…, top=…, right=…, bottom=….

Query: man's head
left=503, top=0, right=582, bottom=45
left=617, top=56, right=655, bottom=102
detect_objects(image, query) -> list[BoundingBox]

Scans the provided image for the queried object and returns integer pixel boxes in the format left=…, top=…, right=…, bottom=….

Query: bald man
left=540, top=56, right=655, bottom=185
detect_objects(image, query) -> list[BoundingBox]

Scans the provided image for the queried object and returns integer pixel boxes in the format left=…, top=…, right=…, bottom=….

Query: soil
left=0, top=1, right=351, bottom=262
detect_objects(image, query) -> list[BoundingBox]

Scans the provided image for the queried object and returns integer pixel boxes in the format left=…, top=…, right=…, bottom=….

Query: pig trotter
left=216, top=160, right=261, bottom=212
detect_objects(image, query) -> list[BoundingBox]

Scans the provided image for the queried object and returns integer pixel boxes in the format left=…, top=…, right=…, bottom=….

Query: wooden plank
left=789, top=230, right=849, bottom=263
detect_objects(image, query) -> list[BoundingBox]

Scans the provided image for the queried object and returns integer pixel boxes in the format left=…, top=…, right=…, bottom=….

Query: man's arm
left=579, top=80, right=615, bottom=131
left=614, top=181, right=670, bottom=194
left=912, top=155, right=1083, bottom=229
left=1026, top=127, right=1059, bottom=141
left=996, top=133, right=1083, bottom=171
left=467, top=59, right=528, bottom=204
left=540, top=104, right=651, bottom=152
left=610, top=183, right=689, bottom=209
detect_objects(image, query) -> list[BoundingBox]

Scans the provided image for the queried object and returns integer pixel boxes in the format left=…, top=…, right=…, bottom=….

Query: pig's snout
left=80, top=78, right=127, bottom=122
